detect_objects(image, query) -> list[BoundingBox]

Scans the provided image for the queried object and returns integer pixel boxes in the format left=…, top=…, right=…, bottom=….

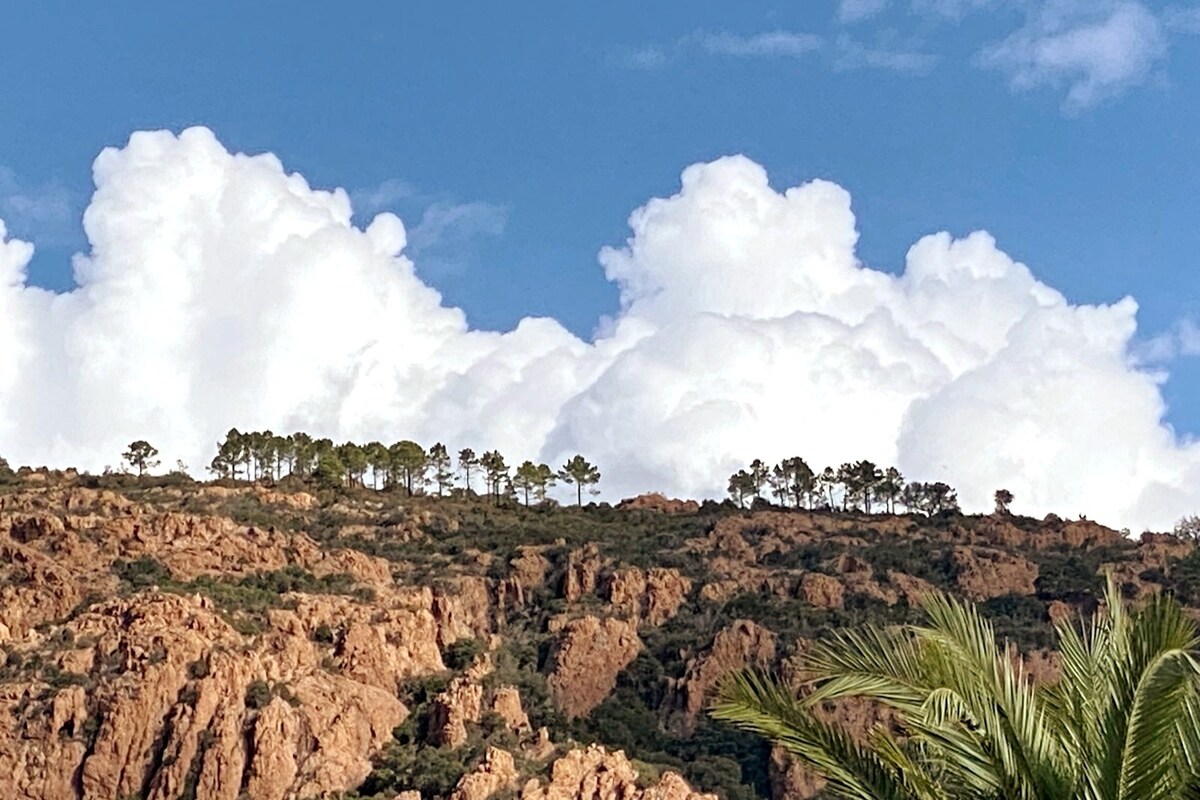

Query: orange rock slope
left=0, top=476, right=1192, bottom=800
left=0, top=482, right=717, bottom=800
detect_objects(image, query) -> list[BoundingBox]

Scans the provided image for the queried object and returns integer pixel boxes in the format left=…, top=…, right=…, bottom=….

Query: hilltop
left=0, top=469, right=1197, bottom=800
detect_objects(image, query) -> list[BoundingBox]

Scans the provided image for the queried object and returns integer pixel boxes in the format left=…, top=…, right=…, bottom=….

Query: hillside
left=1, top=470, right=1197, bottom=800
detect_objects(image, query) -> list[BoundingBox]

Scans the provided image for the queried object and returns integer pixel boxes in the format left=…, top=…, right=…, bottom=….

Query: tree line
left=727, top=457, right=961, bottom=516
left=199, top=429, right=600, bottom=506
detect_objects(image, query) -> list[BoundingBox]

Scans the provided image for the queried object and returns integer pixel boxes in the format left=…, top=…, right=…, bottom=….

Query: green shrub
left=443, top=638, right=485, bottom=672
left=1036, top=555, right=1102, bottom=602
left=112, top=556, right=173, bottom=588
left=245, top=680, right=272, bottom=710
left=355, top=744, right=469, bottom=799
left=41, top=664, right=90, bottom=689
left=1166, top=549, right=1200, bottom=606
left=980, top=594, right=1054, bottom=650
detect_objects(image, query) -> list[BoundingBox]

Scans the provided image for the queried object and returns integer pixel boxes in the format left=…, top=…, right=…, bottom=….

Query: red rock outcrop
left=679, top=620, right=776, bottom=720
left=1048, top=600, right=1072, bottom=625
left=886, top=570, right=935, bottom=606
left=799, top=573, right=845, bottom=609
left=770, top=744, right=825, bottom=800
left=974, top=516, right=1124, bottom=551
left=1139, top=531, right=1194, bottom=567
left=500, top=547, right=553, bottom=610
left=430, top=655, right=495, bottom=748
left=451, top=747, right=519, bottom=800
left=0, top=590, right=414, bottom=800
left=490, top=685, right=532, bottom=734
left=433, top=576, right=494, bottom=647
left=431, top=677, right=486, bottom=748
left=4, top=481, right=1192, bottom=800
left=0, top=537, right=85, bottom=641
left=617, top=493, right=701, bottom=514
left=546, top=616, right=641, bottom=717
left=563, top=544, right=603, bottom=602
left=521, top=745, right=716, bottom=800
left=952, top=546, right=1038, bottom=600
left=269, top=591, right=445, bottom=693
left=830, top=554, right=898, bottom=605
left=606, top=567, right=692, bottom=627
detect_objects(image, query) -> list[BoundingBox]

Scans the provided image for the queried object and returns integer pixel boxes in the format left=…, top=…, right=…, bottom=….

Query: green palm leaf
left=711, top=571, right=1200, bottom=800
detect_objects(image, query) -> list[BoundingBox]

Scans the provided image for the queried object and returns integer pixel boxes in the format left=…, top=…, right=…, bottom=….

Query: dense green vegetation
left=111, top=558, right=373, bottom=633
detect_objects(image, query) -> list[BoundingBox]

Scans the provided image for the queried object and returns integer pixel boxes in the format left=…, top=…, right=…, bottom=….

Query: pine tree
left=558, top=455, right=600, bottom=507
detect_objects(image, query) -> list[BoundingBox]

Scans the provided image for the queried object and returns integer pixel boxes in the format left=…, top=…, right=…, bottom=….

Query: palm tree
left=712, top=576, right=1200, bottom=800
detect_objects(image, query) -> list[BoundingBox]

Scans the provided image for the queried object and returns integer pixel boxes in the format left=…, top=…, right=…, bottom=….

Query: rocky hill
left=1, top=471, right=1197, bottom=800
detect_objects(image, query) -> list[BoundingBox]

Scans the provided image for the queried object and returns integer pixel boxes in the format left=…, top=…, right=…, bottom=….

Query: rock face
left=430, top=655, right=497, bottom=748
left=799, top=573, right=845, bottom=609
left=952, top=546, right=1038, bottom=601
left=886, top=570, right=935, bottom=606
left=431, top=675, right=487, bottom=748
left=500, top=548, right=553, bottom=610
left=521, top=745, right=717, bottom=800
left=433, top=576, right=493, bottom=647
left=491, top=685, right=531, bottom=733
left=451, top=747, right=519, bottom=800
left=974, top=516, right=1124, bottom=551
left=833, top=555, right=898, bottom=605
left=770, top=744, right=825, bottom=800
left=563, top=544, right=603, bottom=602
left=1139, top=531, right=1194, bottom=567
left=679, top=620, right=776, bottom=720
left=271, top=591, right=445, bottom=694
left=0, top=486, right=468, bottom=800
left=617, top=493, right=701, bottom=514
left=606, top=567, right=692, bottom=627
left=0, top=592, right=412, bottom=800
left=766, top=695, right=902, bottom=800
left=0, top=536, right=84, bottom=641
left=546, top=616, right=642, bottom=717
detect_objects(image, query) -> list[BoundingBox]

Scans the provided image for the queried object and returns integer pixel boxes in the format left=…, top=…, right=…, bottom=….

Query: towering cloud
left=0, top=127, right=1195, bottom=529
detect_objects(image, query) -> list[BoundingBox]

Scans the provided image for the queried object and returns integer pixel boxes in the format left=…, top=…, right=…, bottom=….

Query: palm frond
left=711, top=671, right=928, bottom=800
left=709, top=573, right=1200, bottom=800
left=803, top=624, right=931, bottom=711
left=1115, top=649, right=1200, bottom=800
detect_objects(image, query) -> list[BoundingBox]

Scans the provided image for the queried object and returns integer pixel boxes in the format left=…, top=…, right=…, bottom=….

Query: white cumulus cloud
left=2, top=127, right=1199, bottom=531
left=979, top=0, right=1167, bottom=111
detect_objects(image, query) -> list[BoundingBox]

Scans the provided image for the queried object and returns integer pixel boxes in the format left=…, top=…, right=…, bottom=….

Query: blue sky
left=3, top=0, right=1200, bottom=430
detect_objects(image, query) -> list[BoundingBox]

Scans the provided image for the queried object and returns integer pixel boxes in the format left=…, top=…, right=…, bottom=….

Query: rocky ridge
left=0, top=474, right=1195, bottom=800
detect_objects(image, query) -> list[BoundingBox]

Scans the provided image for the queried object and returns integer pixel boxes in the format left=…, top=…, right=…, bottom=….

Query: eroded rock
left=679, top=620, right=776, bottom=720
left=546, top=616, right=641, bottom=717
left=606, top=567, right=692, bottom=627
left=952, top=546, right=1038, bottom=601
